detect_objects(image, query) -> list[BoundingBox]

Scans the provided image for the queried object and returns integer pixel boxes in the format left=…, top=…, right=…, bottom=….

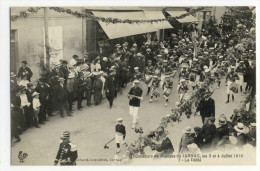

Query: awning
left=92, top=11, right=158, bottom=39
left=143, top=11, right=173, bottom=30
left=166, top=11, right=199, bottom=23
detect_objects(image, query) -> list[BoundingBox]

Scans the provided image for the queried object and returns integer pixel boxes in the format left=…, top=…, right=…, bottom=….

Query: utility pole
left=44, top=7, right=50, bottom=69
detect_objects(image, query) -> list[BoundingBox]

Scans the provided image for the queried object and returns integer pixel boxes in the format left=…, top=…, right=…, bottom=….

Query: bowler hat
left=21, top=61, right=28, bottom=64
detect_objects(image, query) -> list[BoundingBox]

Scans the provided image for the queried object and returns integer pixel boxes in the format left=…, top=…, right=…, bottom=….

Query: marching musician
left=235, top=61, right=246, bottom=93
left=54, top=131, right=78, bottom=165
left=145, top=60, right=155, bottom=95
left=178, top=79, right=189, bottom=103
left=115, top=118, right=127, bottom=153
left=149, top=75, right=160, bottom=103
left=162, top=74, right=173, bottom=107
left=225, top=66, right=239, bottom=103
left=128, top=80, right=143, bottom=129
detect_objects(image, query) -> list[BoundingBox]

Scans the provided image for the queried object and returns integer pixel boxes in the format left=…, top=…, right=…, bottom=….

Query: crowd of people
left=11, top=11, right=256, bottom=159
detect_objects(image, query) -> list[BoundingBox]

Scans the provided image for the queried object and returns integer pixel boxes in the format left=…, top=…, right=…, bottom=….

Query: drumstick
left=127, top=94, right=143, bottom=100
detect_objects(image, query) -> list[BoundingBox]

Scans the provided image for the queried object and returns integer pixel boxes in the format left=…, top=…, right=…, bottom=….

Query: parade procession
left=9, top=6, right=256, bottom=165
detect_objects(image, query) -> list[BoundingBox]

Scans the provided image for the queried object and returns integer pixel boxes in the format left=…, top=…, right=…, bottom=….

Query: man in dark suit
left=105, top=69, right=117, bottom=109
left=56, top=78, right=72, bottom=118
left=154, top=130, right=174, bottom=156
left=201, top=117, right=217, bottom=152
left=35, top=78, right=50, bottom=124
left=196, top=94, right=215, bottom=124
left=17, top=61, right=33, bottom=81
left=25, top=83, right=35, bottom=127
left=59, top=60, right=69, bottom=86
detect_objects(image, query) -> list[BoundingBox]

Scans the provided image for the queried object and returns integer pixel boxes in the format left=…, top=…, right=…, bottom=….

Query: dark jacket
left=196, top=98, right=215, bottom=118
left=128, top=86, right=143, bottom=107
left=156, top=137, right=174, bottom=154
left=201, top=123, right=217, bottom=148
left=236, top=133, right=248, bottom=147
left=55, top=84, right=68, bottom=102
left=105, top=75, right=117, bottom=99
left=55, top=141, right=78, bottom=165
left=17, top=66, right=33, bottom=80
left=116, top=124, right=126, bottom=135
left=35, top=84, right=49, bottom=103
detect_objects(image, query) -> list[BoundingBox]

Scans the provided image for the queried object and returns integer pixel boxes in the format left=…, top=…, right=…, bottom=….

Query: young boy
left=32, top=92, right=41, bottom=128
left=149, top=75, right=160, bottom=103
left=115, top=118, right=126, bottom=153
left=162, top=75, right=173, bottom=107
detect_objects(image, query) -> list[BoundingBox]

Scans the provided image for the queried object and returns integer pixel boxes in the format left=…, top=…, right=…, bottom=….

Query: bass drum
left=163, top=89, right=172, bottom=97
left=145, top=75, right=152, bottom=84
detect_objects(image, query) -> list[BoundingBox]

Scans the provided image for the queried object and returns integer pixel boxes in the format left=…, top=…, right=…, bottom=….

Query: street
left=11, top=71, right=247, bottom=165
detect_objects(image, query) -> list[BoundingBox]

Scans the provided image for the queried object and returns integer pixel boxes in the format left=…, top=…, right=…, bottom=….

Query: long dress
left=93, top=78, right=103, bottom=105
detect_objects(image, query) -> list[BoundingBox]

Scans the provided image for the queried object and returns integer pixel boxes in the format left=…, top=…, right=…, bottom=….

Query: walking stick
left=104, top=138, right=115, bottom=149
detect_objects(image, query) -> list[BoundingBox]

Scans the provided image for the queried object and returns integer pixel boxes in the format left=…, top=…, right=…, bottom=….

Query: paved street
left=11, top=71, right=247, bottom=165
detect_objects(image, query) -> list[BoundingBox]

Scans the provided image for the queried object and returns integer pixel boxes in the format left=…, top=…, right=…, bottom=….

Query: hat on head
left=133, top=80, right=140, bottom=84
left=103, top=57, right=108, bottom=61
left=11, top=72, right=16, bottom=77
left=208, top=117, right=215, bottom=122
left=61, top=131, right=70, bottom=139
left=163, top=60, right=168, bottom=63
left=146, top=48, right=151, bottom=52
left=27, top=82, right=33, bottom=87
left=239, top=60, right=244, bottom=63
left=250, top=123, right=256, bottom=127
left=234, top=123, right=246, bottom=133
left=147, top=60, right=152, bottom=63
left=233, top=109, right=239, bottom=114
left=219, top=55, right=224, bottom=59
left=203, top=51, right=209, bottom=54
left=219, top=117, right=227, bottom=125
left=117, top=118, right=123, bottom=122
left=72, top=55, right=79, bottom=59
left=180, top=79, right=186, bottom=82
left=21, top=61, right=28, bottom=64
left=205, top=68, right=210, bottom=73
left=58, top=77, right=65, bottom=82
left=231, top=66, right=235, bottom=69
left=134, top=67, right=139, bottom=70
left=32, top=92, right=40, bottom=97
left=203, top=65, right=208, bottom=69
left=152, top=75, right=158, bottom=78
left=62, top=60, right=68, bottom=64
left=175, top=101, right=181, bottom=106
left=183, top=126, right=192, bottom=134
left=68, top=73, right=75, bottom=79
left=137, top=53, right=142, bottom=57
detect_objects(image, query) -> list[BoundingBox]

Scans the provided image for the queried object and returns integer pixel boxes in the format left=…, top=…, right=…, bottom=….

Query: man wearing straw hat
left=179, top=126, right=194, bottom=154
left=234, top=123, right=249, bottom=147
left=54, top=131, right=78, bottom=165
left=128, top=80, right=143, bottom=129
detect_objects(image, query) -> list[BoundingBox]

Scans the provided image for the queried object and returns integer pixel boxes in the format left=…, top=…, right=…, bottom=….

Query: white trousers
left=129, top=106, right=140, bottom=124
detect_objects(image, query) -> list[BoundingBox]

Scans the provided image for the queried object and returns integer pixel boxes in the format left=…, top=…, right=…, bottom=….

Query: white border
left=1, top=0, right=259, bottom=171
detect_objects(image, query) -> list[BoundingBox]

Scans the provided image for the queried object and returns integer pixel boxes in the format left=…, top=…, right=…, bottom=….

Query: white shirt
left=33, top=98, right=41, bottom=110
left=19, top=80, right=29, bottom=87
left=20, top=94, right=30, bottom=107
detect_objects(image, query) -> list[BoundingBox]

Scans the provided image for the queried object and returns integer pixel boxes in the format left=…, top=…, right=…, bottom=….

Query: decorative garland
left=11, top=7, right=204, bottom=24
left=126, top=15, right=256, bottom=160
left=226, top=7, right=255, bottom=14
left=11, top=7, right=42, bottom=21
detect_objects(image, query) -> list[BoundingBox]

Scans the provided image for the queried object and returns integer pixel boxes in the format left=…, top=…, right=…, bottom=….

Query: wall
left=215, top=7, right=228, bottom=24
left=10, top=7, right=86, bottom=82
